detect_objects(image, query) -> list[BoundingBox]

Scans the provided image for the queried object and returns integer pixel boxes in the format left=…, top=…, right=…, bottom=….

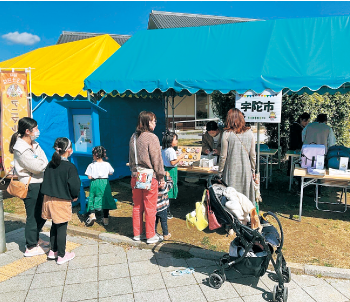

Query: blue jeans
left=155, top=209, right=169, bottom=236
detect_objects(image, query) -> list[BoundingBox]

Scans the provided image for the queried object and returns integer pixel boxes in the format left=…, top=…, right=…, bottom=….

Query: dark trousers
left=90, top=209, right=109, bottom=218
left=23, top=183, right=46, bottom=249
left=155, top=209, right=169, bottom=236
left=50, top=222, right=68, bottom=258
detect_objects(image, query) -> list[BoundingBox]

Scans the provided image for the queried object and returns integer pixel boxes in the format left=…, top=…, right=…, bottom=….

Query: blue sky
left=1, top=1, right=350, bottom=62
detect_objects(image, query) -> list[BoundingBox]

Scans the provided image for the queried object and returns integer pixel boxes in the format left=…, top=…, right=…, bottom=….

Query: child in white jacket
left=222, top=187, right=255, bottom=225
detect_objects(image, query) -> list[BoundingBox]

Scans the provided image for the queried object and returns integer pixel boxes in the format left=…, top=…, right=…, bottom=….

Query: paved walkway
left=1, top=228, right=350, bottom=302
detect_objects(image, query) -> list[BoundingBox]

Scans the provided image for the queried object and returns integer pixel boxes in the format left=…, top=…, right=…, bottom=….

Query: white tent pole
left=257, top=122, right=260, bottom=174
left=29, top=68, right=33, bottom=117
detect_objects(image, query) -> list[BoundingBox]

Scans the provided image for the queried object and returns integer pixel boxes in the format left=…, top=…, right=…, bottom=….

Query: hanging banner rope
left=235, top=90, right=282, bottom=123
left=0, top=70, right=30, bottom=175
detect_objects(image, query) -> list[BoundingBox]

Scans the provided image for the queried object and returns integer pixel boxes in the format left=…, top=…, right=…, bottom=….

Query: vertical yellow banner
left=0, top=70, right=30, bottom=174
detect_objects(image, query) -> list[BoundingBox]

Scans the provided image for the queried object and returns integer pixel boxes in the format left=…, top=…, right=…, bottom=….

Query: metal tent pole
left=165, top=95, right=169, bottom=131
left=172, top=92, right=175, bottom=131
left=0, top=190, right=6, bottom=253
left=256, top=123, right=260, bottom=174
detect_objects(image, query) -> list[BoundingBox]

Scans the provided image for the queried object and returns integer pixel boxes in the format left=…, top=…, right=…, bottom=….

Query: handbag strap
left=206, top=190, right=212, bottom=212
left=233, top=131, right=250, bottom=158
left=25, top=175, right=32, bottom=187
left=201, top=189, right=206, bottom=205
left=133, top=134, right=139, bottom=167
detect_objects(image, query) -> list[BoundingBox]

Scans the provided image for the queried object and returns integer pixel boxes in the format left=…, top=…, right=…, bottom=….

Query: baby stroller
left=206, top=175, right=291, bottom=302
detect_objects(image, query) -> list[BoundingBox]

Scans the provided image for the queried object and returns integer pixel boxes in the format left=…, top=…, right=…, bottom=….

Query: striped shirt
left=157, top=176, right=173, bottom=212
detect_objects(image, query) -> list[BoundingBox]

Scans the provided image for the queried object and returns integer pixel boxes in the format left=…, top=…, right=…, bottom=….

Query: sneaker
left=163, top=233, right=172, bottom=241
left=167, top=212, right=173, bottom=220
left=102, top=218, right=109, bottom=226
left=47, top=250, right=58, bottom=260
left=38, top=238, right=50, bottom=247
left=147, top=234, right=163, bottom=244
left=57, top=252, right=75, bottom=265
left=86, top=214, right=96, bottom=226
left=24, top=245, right=49, bottom=257
left=133, top=234, right=147, bottom=241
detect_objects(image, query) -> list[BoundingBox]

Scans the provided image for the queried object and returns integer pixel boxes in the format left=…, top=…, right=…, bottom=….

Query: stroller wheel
left=209, top=272, right=224, bottom=289
left=283, top=287, right=288, bottom=302
left=213, top=269, right=226, bottom=282
left=283, top=267, right=291, bottom=283
left=272, top=284, right=278, bottom=302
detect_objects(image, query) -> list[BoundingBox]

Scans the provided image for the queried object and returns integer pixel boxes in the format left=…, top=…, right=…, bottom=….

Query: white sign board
left=73, top=115, right=93, bottom=153
left=235, top=90, right=282, bottom=123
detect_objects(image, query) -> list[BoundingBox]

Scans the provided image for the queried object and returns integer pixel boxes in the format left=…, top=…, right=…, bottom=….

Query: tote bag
left=206, top=190, right=222, bottom=230
left=186, top=190, right=208, bottom=231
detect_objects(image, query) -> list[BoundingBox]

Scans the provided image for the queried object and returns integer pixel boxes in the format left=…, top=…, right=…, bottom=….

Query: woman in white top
left=9, top=117, right=49, bottom=257
left=85, top=146, right=116, bottom=226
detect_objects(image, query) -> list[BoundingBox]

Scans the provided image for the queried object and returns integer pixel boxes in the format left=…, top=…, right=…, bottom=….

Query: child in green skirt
left=85, top=146, right=116, bottom=226
left=161, top=132, right=184, bottom=219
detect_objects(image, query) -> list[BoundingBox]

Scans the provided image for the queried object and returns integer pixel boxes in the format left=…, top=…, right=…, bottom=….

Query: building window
left=195, top=92, right=209, bottom=120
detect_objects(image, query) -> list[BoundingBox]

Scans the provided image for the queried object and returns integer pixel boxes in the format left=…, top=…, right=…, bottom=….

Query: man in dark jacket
left=202, top=121, right=223, bottom=155
left=288, top=112, right=310, bottom=176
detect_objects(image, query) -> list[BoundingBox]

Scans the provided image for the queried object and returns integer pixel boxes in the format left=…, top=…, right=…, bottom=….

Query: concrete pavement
left=1, top=228, right=350, bottom=302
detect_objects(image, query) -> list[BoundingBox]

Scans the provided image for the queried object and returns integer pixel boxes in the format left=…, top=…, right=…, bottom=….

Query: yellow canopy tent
left=0, top=34, right=120, bottom=97
left=0, top=35, right=120, bottom=178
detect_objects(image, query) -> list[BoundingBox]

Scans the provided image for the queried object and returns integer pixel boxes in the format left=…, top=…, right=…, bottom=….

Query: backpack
left=326, top=145, right=350, bottom=169
left=301, top=144, right=326, bottom=169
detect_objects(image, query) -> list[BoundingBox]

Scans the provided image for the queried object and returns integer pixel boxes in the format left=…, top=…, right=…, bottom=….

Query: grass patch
left=201, top=236, right=217, bottom=251
left=178, top=139, right=201, bottom=146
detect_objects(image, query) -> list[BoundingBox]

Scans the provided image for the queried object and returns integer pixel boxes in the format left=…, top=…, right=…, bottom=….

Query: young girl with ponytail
left=10, top=117, right=49, bottom=257
left=85, top=146, right=116, bottom=226
left=40, top=137, right=81, bottom=264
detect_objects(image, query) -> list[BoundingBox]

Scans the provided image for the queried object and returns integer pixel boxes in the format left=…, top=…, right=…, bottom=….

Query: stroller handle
left=207, top=174, right=228, bottom=188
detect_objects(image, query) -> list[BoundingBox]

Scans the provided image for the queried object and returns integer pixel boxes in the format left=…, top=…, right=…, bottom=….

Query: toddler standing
left=156, top=172, right=173, bottom=240
left=85, top=146, right=116, bottom=226
left=161, top=132, right=184, bottom=219
left=41, top=137, right=81, bottom=264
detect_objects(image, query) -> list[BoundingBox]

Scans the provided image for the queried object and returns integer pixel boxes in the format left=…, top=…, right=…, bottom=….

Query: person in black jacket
left=288, top=112, right=310, bottom=175
left=41, top=137, right=81, bottom=265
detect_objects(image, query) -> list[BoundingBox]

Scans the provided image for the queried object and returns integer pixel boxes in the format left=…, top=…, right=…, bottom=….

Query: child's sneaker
left=47, top=250, right=58, bottom=260
left=86, top=214, right=96, bottom=226
left=24, top=245, right=49, bottom=257
left=147, top=234, right=163, bottom=244
left=167, top=211, right=173, bottom=220
left=57, top=252, right=75, bottom=265
left=103, top=218, right=109, bottom=226
left=163, top=233, right=172, bottom=241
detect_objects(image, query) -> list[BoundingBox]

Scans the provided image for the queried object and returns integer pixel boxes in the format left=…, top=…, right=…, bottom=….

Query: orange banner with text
left=0, top=71, right=30, bottom=174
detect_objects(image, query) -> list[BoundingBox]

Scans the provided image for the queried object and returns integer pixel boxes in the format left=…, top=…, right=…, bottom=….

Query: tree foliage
left=211, top=91, right=235, bottom=123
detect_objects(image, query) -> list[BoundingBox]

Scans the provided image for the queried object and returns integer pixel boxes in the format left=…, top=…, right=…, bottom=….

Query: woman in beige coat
left=218, top=109, right=256, bottom=201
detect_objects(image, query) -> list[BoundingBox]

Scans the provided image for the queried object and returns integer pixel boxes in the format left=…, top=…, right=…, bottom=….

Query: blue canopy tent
left=84, top=15, right=350, bottom=95
left=84, top=15, right=350, bottom=176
